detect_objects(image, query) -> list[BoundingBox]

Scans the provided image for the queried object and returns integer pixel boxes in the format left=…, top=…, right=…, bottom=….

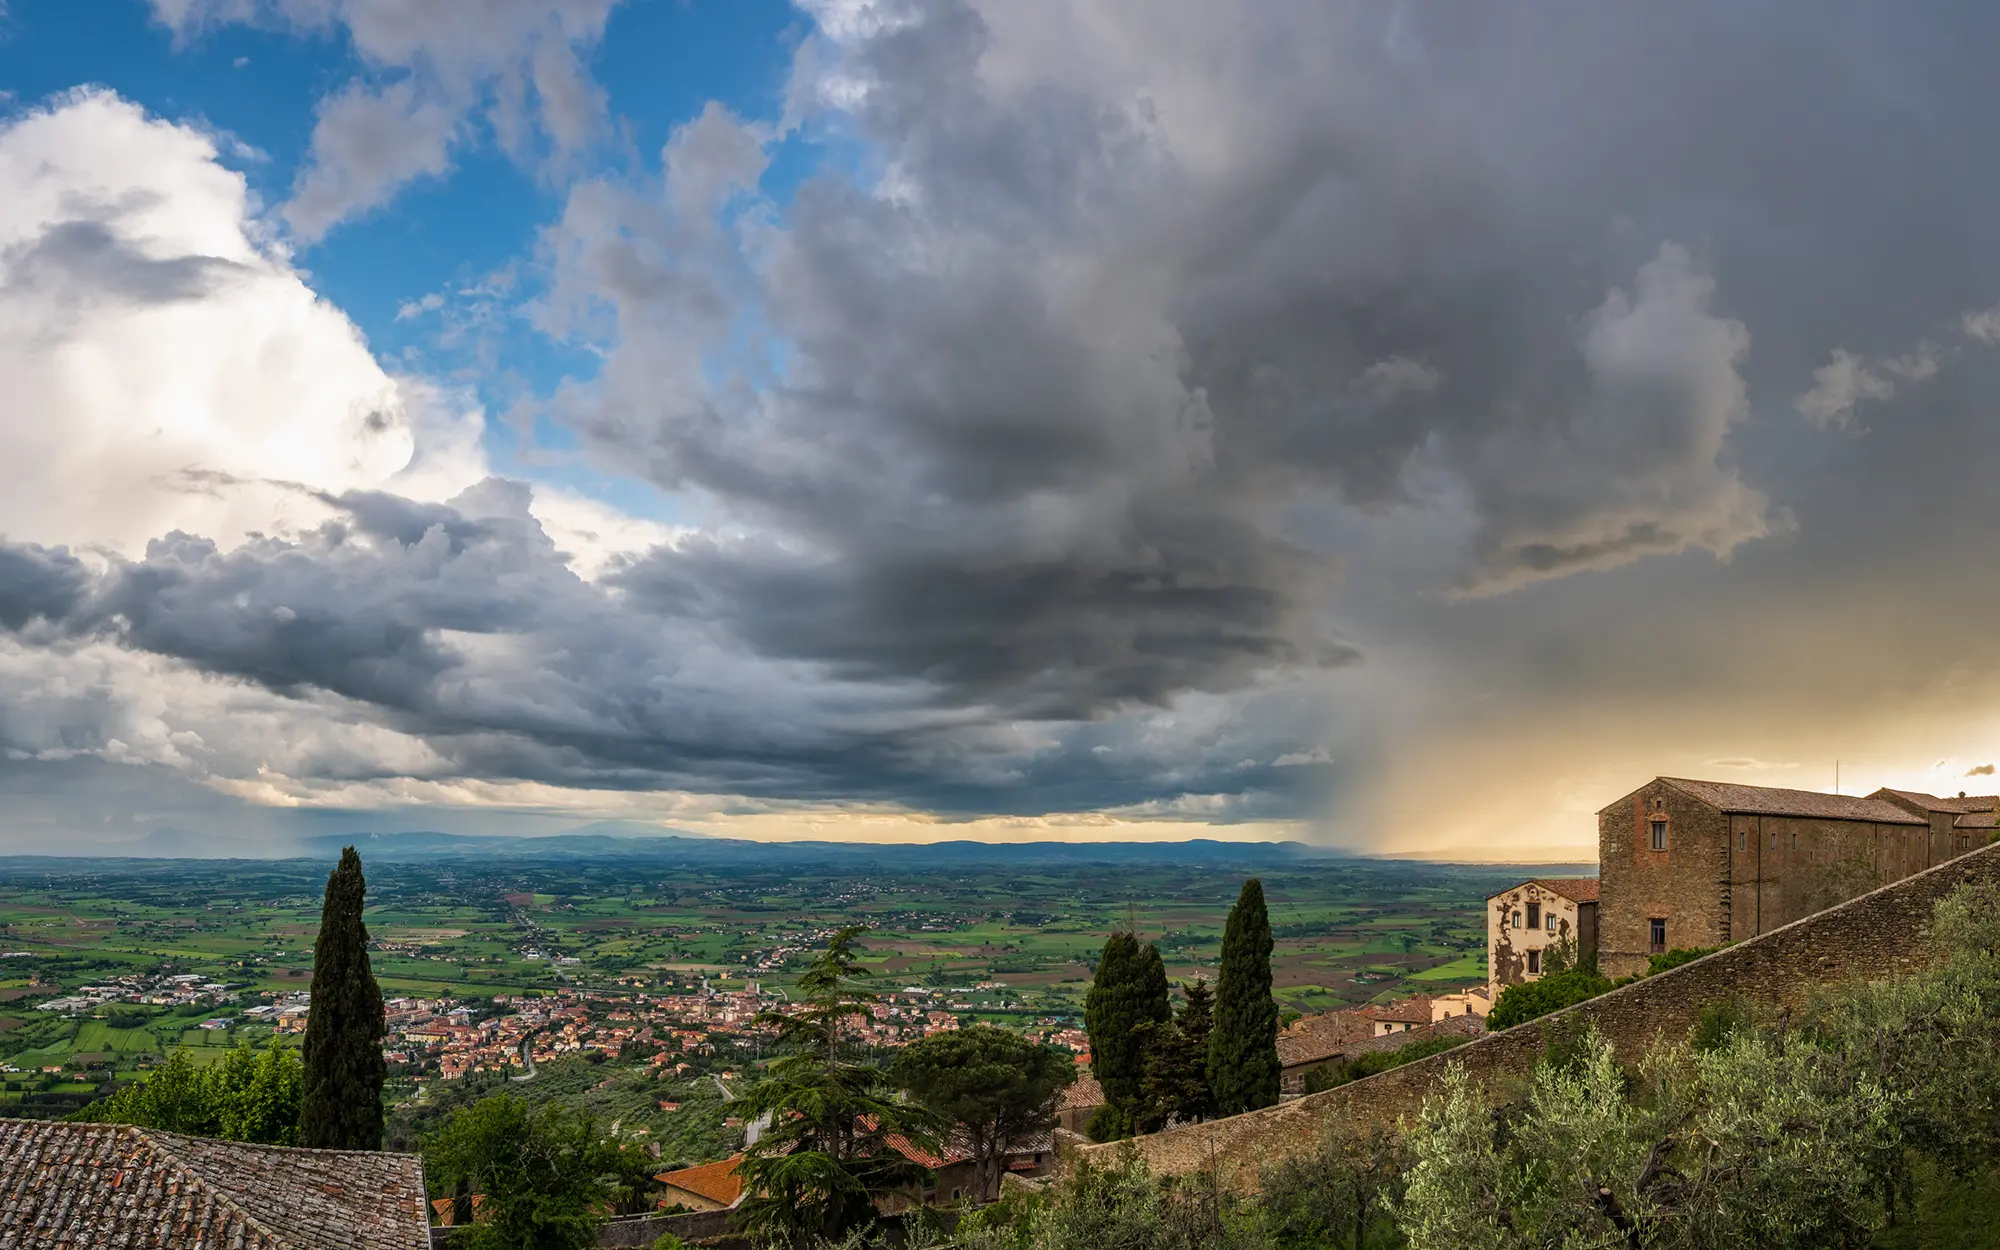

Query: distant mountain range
left=292, top=830, right=1357, bottom=868
left=0, top=824, right=1593, bottom=870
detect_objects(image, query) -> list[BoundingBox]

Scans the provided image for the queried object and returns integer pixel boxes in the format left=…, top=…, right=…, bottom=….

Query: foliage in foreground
left=424, top=1092, right=659, bottom=1250
left=71, top=1043, right=303, bottom=1144
left=1399, top=878, right=2000, bottom=1249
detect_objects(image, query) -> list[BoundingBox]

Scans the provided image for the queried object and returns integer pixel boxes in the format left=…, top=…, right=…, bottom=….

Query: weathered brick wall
left=1080, top=840, right=2000, bottom=1186
left=1599, top=782, right=1731, bottom=977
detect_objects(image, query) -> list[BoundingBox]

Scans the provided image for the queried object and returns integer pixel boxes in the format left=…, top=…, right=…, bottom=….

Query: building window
left=1546, top=912, right=1558, bottom=933
left=1649, top=918, right=1667, bottom=953
left=1770, top=831, right=1777, bottom=850
left=1650, top=819, right=1668, bottom=851
left=1526, top=902, right=1541, bottom=929
left=1511, top=910, right=1521, bottom=928
left=1738, top=830, right=1746, bottom=853
left=1527, top=949, right=1541, bottom=975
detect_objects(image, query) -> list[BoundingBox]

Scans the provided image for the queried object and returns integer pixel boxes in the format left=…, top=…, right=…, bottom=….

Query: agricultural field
left=0, top=846, right=1584, bottom=1121
left=0, top=849, right=1562, bottom=1018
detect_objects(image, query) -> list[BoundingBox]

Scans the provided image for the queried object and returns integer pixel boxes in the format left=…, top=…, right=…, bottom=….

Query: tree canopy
left=737, top=925, right=943, bottom=1240
left=895, top=1024, right=1076, bottom=1203
left=72, top=1044, right=302, bottom=1144
left=1484, top=966, right=1612, bottom=1031
left=423, top=1092, right=656, bottom=1250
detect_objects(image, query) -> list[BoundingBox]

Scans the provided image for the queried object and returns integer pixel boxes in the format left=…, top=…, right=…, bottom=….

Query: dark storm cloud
left=0, top=481, right=1334, bottom=814
left=12, top=0, right=2000, bottom=831
left=0, top=544, right=92, bottom=632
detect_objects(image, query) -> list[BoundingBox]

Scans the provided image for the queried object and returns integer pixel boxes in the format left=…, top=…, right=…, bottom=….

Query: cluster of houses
left=377, top=984, right=1048, bottom=1083
left=33, top=972, right=235, bottom=1015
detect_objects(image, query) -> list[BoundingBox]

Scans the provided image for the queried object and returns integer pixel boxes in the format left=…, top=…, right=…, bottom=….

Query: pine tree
left=1209, top=877, right=1280, bottom=1115
left=299, top=846, right=386, bottom=1150
left=737, top=927, right=941, bottom=1240
left=1084, top=931, right=1172, bottom=1136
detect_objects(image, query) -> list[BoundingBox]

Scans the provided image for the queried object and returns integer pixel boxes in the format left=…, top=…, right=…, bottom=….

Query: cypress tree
left=1208, top=877, right=1280, bottom=1115
left=299, top=846, right=386, bottom=1149
left=1084, top=931, right=1172, bottom=1133
left=1139, top=978, right=1219, bottom=1127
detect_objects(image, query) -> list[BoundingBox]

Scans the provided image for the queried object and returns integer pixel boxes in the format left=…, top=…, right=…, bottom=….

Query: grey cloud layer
left=0, top=481, right=1336, bottom=814
left=11, top=0, right=2000, bottom=833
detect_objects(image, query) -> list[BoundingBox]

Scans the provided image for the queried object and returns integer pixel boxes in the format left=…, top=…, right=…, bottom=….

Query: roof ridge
left=131, top=1125, right=296, bottom=1250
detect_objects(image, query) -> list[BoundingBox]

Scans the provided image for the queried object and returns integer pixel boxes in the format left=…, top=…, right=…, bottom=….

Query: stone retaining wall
left=1077, top=840, right=2000, bottom=1185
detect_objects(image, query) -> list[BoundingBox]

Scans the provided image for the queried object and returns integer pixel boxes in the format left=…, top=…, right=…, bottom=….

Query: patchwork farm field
left=0, top=848, right=1568, bottom=1046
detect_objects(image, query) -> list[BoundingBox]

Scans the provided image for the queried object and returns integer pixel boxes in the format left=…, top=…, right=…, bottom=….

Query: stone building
left=1486, top=878, right=1599, bottom=996
left=1596, top=777, right=1996, bottom=977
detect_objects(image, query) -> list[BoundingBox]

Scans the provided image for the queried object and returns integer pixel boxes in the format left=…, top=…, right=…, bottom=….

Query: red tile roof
left=1057, top=1073, right=1103, bottom=1111
left=1652, top=778, right=1925, bottom=824
left=1372, top=996, right=1434, bottom=1025
left=0, top=1120, right=429, bottom=1250
left=1276, top=1008, right=1378, bottom=1067
left=656, top=1155, right=744, bottom=1207
left=1531, top=878, right=1599, bottom=903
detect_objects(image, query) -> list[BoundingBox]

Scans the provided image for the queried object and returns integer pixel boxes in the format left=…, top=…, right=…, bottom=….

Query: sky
left=3, top=1, right=2000, bottom=858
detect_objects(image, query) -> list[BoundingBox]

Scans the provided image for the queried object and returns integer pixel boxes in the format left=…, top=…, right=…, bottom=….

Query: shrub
left=1690, top=999, right=1750, bottom=1052
left=1646, top=945, right=1721, bottom=976
left=1086, top=1104, right=1133, bottom=1142
left=1485, top=967, right=1611, bottom=1031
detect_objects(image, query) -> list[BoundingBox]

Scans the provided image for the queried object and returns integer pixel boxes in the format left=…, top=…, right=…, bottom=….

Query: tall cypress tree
left=1084, top=931, right=1172, bottom=1135
left=299, top=846, right=386, bottom=1149
left=1208, top=877, right=1279, bottom=1115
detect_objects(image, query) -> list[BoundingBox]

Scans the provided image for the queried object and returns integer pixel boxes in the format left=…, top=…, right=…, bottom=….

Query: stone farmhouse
left=0, top=1119, right=429, bottom=1248
left=1596, top=777, right=1997, bottom=978
left=1486, top=878, right=1599, bottom=995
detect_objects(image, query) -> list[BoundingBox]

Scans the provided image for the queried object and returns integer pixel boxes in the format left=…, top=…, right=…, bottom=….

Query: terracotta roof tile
left=1373, top=996, right=1433, bottom=1025
left=1276, top=1009, right=1377, bottom=1067
left=1955, top=811, right=1999, bottom=830
left=656, top=1155, right=744, bottom=1207
left=1651, top=778, right=1925, bottom=824
left=1873, top=788, right=2000, bottom=815
left=1531, top=878, right=1599, bottom=903
left=0, top=1119, right=428, bottom=1250
left=1056, top=1073, right=1103, bottom=1111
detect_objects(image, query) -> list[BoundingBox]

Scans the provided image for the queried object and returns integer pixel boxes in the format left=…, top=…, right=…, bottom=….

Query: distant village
left=379, top=982, right=1085, bottom=1085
